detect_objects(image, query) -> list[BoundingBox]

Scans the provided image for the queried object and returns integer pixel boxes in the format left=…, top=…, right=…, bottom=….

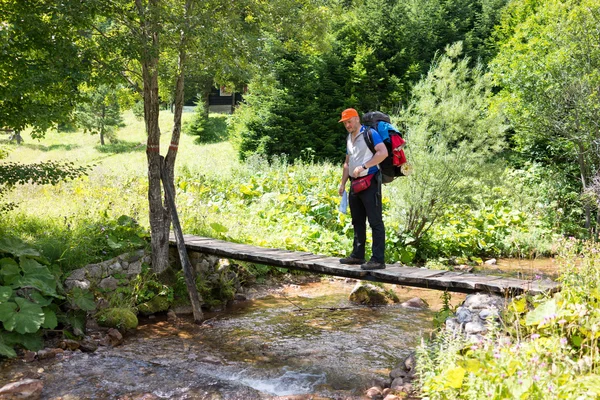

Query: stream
left=0, top=278, right=464, bottom=399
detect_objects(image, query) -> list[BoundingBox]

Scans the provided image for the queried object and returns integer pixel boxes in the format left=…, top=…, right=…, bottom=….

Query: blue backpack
left=362, top=111, right=409, bottom=184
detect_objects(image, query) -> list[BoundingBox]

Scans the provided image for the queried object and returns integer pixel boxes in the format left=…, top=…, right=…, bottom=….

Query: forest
left=1, top=0, right=600, bottom=398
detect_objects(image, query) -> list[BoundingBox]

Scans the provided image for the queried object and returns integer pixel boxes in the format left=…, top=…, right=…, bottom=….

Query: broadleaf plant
left=0, top=236, right=93, bottom=357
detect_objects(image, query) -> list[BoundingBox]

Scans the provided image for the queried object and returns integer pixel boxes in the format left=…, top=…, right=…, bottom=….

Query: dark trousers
left=349, top=172, right=385, bottom=263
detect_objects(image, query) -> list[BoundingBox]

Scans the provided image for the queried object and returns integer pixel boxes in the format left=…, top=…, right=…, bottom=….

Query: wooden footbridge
left=170, top=234, right=559, bottom=296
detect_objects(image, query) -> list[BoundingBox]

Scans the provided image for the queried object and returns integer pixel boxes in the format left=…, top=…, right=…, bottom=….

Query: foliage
left=0, top=236, right=95, bottom=358
left=103, top=215, right=148, bottom=251
left=395, top=42, right=506, bottom=246
left=231, top=50, right=347, bottom=162
left=231, top=0, right=510, bottom=162
left=75, top=85, right=126, bottom=145
left=130, top=264, right=173, bottom=307
left=433, top=291, right=456, bottom=329
left=417, top=239, right=600, bottom=399
left=490, top=0, right=600, bottom=235
left=0, top=161, right=91, bottom=187
left=0, top=155, right=91, bottom=215
left=419, top=199, right=552, bottom=261
left=183, top=106, right=229, bottom=144
left=0, top=0, right=92, bottom=135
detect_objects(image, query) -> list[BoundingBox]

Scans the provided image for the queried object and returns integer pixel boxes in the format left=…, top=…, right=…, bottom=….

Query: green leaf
left=107, top=234, right=123, bottom=250
left=0, top=286, right=13, bottom=303
left=1, top=331, right=43, bottom=351
left=0, top=258, right=21, bottom=285
left=444, top=366, right=465, bottom=389
left=28, top=291, right=53, bottom=307
left=0, top=339, right=16, bottom=358
left=400, top=245, right=416, bottom=264
left=117, top=214, right=136, bottom=226
left=1, top=297, right=45, bottom=334
left=0, top=301, right=17, bottom=323
left=210, top=222, right=229, bottom=234
left=41, top=307, right=58, bottom=329
left=525, top=298, right=556, bottom=327
left=70, top=287, right=96, bottom=311
left=17, top=258, right=58, bottom=296
left=0, top=237, right=40, bottom=258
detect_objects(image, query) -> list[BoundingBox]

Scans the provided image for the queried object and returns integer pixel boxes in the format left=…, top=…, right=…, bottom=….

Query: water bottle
left=338, top=190, right=348, bottom=214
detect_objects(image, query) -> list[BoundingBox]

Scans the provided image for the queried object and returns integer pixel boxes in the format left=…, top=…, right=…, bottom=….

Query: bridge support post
left=160, top=156, right=204, bottom=322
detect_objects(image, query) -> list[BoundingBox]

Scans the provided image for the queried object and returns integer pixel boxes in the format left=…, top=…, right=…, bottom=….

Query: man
left=338, top=108, right=388, bottom=270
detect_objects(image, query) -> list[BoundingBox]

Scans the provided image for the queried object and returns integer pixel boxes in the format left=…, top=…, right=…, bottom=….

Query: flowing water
left=0, top=278, right=462, bottom=399
left=477, top=257, right=558, bottom=280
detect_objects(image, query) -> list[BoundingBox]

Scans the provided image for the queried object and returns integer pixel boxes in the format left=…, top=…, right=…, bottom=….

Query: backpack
left=362, top=111, right=410, bottom=184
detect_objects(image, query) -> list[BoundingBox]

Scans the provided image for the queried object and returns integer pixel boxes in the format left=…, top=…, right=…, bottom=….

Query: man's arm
left=368, top=142, right=388, bottom=167
left=340, top=154, right=350, bottom=195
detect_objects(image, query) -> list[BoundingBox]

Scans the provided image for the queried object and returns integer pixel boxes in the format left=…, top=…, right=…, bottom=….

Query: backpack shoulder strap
left=363, top=126, right=376, bottom=154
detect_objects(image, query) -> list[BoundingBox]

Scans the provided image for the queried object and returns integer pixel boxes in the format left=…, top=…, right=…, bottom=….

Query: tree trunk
left=100, top=105, right=106, bottom=145
left=138, top=0, right=170, bottom=274
left=576, top=140, right=592, bottom=232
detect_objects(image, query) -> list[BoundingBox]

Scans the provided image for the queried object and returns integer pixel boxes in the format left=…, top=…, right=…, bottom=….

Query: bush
left=184, top=104, right=229, bottom=144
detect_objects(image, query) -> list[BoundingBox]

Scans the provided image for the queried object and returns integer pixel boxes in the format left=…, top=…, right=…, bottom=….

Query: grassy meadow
left=0, top=110, right=355, bottom=271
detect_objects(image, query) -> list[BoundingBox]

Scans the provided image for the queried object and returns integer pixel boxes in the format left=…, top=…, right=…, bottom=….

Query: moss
left=96, top=307, right=138, bottom=329
left=137, top=295, right=170, bottom=315
left=349, top=283, right=399, bottom=306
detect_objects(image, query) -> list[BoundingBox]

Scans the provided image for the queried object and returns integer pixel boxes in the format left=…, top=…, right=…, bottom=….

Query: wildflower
left=533, top=375, right=540, bottom=382
left=558, top=319, right=567, bottom=325
left=560, top=337, right=568, bottom=345
left=535, top=274, right=542, bottom=280
left=548, top=384, right=554, bottom=392
left=494, top=352, right=501, bottom=359
left=531, top=333, right=540, bottom=340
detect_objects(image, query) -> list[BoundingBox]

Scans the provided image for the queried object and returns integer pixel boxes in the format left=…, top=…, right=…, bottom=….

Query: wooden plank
left=369, top=267, right=451, bottom=288
left=295, top=257, right=369, bottom=278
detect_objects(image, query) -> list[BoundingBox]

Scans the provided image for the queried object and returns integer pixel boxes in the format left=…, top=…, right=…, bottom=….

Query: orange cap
left=338, top=108, right=359, bottom=122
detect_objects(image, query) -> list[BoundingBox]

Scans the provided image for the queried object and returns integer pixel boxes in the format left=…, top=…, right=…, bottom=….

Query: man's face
left=343, top=116, right=360, bottom=134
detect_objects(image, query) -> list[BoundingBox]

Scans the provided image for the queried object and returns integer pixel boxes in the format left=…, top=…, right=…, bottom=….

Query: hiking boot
left=339, top=256, right=366, bottom=265
left=360, top=260, right=386, bottom=270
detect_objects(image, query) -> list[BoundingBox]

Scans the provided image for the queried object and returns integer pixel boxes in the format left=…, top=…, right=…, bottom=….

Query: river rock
left=23, top=351, right=36, bottom=363
left=99, top=276, right=119, bottom=291
left=384, top=395, right=401, bottom=400
left=64, top=279, right=91, bottom=291
left=36, top=348, right=63, bottom=360
left=79, top=339, right=98, bottom=353
left=107, top=328, right=124, bottom=346
left=485, top=258, right=497, bottom=265
left=390, top=377, right=404, bottom=389
left=127, top=260, right=142, bottom=277
left=0, top=379, right=43, bottom=399
left=456, top=306, right=472, bottom=323
left=462, top=293, right=504, bottom=310
left=137, top=295, right=170, bottom=315
left=108, top=261, right=123, bottom=275
left=400, top=297, right=428, bottom=309
left=58, top=339, right=80, bottom=351
left=365, top=386, right=382, bottom=398
left=349, top=283, right=399, bottom=305
left=67, top=268, right=86, bottom=281
left=465, top=320, right=487, bottom=335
